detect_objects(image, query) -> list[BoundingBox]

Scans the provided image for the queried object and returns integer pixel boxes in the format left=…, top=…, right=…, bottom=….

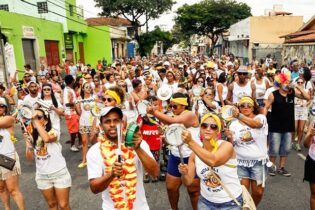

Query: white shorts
left=36, top=167, right=72, bottom=190
left=295, top=107, right=308, bottom=121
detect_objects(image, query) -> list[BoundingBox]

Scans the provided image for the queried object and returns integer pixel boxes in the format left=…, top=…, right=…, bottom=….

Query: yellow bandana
left=239, top=96, right=254, bottom=106
left=209, top=139, right=219, bottom=154
left=170, top=97, right=188, bottom=106
left=200, top=113, right=222, bottom=132
left=105, top=90, right=121, bottom=105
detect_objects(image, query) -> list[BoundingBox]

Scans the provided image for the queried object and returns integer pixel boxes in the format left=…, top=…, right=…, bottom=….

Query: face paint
left=281, top=84, right=289, bottom=92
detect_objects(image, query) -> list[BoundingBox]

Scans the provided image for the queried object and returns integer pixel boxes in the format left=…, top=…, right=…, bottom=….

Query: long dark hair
left=32, top=108, right=52, bottom=147
left=41, top=83, right=58, bottom=108
left=80, top=82, right=91, bottom=99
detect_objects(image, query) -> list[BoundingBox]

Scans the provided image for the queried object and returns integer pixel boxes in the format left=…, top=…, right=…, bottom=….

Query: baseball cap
left=100, top=106, right=123, bottom=119
left=0, top=97, right=7, bottom=107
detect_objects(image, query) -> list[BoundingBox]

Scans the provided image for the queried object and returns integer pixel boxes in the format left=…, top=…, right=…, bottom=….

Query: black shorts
left=304, top=155, right=315, bottom=183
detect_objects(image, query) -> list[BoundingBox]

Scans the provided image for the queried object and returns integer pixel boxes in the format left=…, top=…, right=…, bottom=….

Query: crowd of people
left=0, top=53, right=315, bottom=210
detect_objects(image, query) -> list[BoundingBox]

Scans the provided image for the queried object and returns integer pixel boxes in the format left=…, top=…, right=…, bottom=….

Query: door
left=22, top=39, right=36, bottom=70
left=66, top=49, right=73, bottom=62
left=79, top=42, right=85, bottom=64
left=45, top=40, right=60, bottom=66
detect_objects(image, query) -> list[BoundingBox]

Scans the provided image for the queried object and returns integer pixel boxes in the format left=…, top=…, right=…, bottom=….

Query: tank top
left=215, top=83, right=228, bottom=102
left=269, top=90, right=295, bottom=132
left=195, top=140, right=242, bottom=203
left=232, top=81, right=252, bottom=104
left=78, top=96, right=95, bottom=126
left=0, top=129, right=15, bottom=158
left=254, top=79, right=267, bottom=99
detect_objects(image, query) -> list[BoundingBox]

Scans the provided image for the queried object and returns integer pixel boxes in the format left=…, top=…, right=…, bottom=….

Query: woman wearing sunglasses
left=193, top=88, right=220, bottom=120
left=40, top=83, right=64, bottom=139
left=25, top=108, right=71, bottom=210
left=179, top=113, right=243, bottom=210
left=227, top=96, right=268, bottom=206
left=75, top=82, right=95, bottom=168
left=0, top=97, right=25, bottom=210
left=147, top=92, right=200, bottom=210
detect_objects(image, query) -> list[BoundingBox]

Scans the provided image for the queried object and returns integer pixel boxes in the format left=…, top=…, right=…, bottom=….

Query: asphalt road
left=1, top=119, right=311, bottom=210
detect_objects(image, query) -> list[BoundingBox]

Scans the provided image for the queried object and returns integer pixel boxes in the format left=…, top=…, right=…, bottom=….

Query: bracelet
left=238, top=113, right=244, bottom=120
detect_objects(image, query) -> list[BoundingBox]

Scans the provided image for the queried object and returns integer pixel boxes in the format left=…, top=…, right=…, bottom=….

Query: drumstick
left=116, top=123, right=122, bottom=162
left=174, top=131, right=184, bottom=164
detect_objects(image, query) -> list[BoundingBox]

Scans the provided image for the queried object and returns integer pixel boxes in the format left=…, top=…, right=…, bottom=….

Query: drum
left=136, top=100, right=150, bottom=116
left=164, top=124, right=186, bottom=163
left=220, top=105, right=235, bottom=122
left=125, top=122, right=140, bottom=147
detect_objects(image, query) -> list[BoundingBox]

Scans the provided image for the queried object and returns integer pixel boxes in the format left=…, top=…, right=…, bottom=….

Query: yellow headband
left=170, top=97, right=188, bottom=106
left=105, top=90, right=121, bottom=105
left=201, top=113, right=222, bottom=132
left=239, top=96, right=254, bottom=106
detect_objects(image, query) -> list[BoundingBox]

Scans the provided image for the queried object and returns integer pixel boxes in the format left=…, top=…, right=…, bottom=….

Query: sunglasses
left=43, top=88, right=51, bottom=91
left=169, top=104, right=178, bottom=110
left=94, top=80, right=99, bottom=83
left=197, top=80, right=204, bottom=83
left=24, top=75, right=31, bottom=78
left=85, top=77, right=92, bottom=79
left=0, top=104, right=6, bottom=108
left=238, top=73, right=248, bottom=76
left=240, top=103, right=253, bottom=109
left=205, top=92, right=213, bottom=96
left=102, top=97, right=113, bottom=103
left=297, top=81, right=303, bottom=84
left=85, top=86, right=91, bottom=89
left=201, top=123, right=218, bottom=130
left=37, top=115, right=44, bottom=120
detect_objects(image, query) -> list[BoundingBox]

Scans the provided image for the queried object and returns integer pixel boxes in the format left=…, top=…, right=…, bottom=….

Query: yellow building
left=228, top=15, right=303, bottom=65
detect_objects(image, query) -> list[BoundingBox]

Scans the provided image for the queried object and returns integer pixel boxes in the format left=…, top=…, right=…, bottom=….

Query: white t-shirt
left=125, top=78, right=134, bottom=93
left=77, top=96, right=95, bottom=127
left=192, top=100, right=220, bottom=117
left=229, top=115, right=268, bottom=165
left=63, top=86, right=77, bottom=115
left=34, top=129, right=67, bottom=174
left=42, top=98, right=63, bottom=134
left=87, top=141, right=153, bottom=210
left=23, top=94, right=40, bottom=107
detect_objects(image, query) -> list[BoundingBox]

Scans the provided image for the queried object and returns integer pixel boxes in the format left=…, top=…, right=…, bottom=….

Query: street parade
left=0, top=0, right=315, bottom=210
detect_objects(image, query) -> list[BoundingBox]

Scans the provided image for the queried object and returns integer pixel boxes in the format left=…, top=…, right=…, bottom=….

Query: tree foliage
left=94, top=0, right=175, bottom=41
left=137, top=27, right=176, bottom=56
left=175, top=0, right=251, bottom=54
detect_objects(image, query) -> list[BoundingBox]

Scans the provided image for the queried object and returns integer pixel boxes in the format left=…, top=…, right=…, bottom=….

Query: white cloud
left=78, top=0, right=314, bottom=31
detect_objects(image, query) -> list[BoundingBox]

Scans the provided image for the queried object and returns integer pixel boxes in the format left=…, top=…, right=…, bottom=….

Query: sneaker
left=277, top=168, right=291, bottom=177
left=77, top=144, right=83, bottom=149
left=144, top=173, right=150, bottom=183
left=268, top=166, right=276, bottom=176
left=151, top=176, right=159, bottom=183
left=78, top=162, right=87, bottom=168
left=70, top=145, right=79, bottom=152
left=295, top=143, right=301, bottom=152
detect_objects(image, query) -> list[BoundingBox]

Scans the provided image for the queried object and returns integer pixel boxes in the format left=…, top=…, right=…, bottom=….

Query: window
left=37, top=2, right=48, bottom=14
left=69, top=4, right=74, bottom=16
left=0, top=4, right=9, bottom=11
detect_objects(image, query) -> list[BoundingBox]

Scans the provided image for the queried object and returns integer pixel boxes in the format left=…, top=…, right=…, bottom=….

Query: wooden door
left=45, top=40, right=60, bottom=66
left=22, top=39, right=36, bottom=70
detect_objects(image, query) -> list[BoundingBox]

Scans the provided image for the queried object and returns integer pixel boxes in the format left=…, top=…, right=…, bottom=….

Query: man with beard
left=226, top=68, right=256, bottom=104
left=23, top=81, right=40, bottom=107
left=87, top=107, right=159, bottom=210
left=264, top=72, right=310, bottom=177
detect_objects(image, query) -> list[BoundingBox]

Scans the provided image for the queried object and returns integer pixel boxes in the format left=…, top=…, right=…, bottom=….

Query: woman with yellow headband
left=147, top=92, right=200, bottom=210
left=179, top=112, right=243, bottom=209
left=227, top=96, right=268, bottom=206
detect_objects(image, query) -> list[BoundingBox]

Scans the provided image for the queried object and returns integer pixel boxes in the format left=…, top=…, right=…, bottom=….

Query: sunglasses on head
left=240, top=103, right=253, bottom=109
left=0, top=104, right=6, bottom=108
left=201, top=123, right=218, bottom=130
left=102, top=97, right=113, bottom=103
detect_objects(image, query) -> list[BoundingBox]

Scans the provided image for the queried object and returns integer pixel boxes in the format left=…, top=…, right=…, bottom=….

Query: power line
left=46, top=0, right=127, bottom=36
left=52, top=0, right=99, bottom=18
left=20, top=0, right=125, bottom=36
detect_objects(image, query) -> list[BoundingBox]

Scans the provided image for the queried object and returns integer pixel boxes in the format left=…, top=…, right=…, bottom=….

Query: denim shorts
left=268, top=132, right=292, bottom=157
left=198, top=194, right=243, bottom=210
left=237, top=161, right=267, bottom=186
left=36, top=167, right=72, bottom=190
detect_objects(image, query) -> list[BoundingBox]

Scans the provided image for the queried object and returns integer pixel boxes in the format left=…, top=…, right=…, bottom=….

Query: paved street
left=1, top=119, right=310, bottom=210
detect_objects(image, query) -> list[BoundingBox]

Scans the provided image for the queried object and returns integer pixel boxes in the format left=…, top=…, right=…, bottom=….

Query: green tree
left=175, top=0, right=251, bottom=55
left=137, top=27, right=176, bottom=56
left=94, top=0, right=175, bottom=42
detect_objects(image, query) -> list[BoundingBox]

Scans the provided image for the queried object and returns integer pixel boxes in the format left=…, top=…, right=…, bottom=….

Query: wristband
left=238, top=113, right=244, bottom=120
